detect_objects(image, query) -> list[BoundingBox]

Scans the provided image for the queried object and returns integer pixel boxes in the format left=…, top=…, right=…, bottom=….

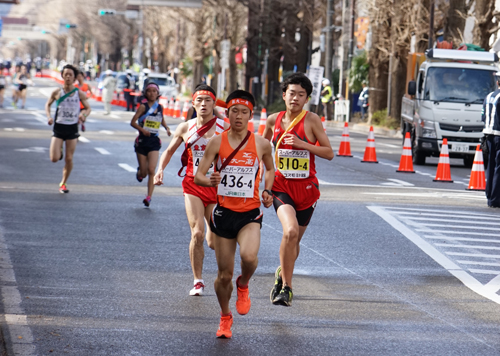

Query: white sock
left=194, top=279, right=204, bottom=285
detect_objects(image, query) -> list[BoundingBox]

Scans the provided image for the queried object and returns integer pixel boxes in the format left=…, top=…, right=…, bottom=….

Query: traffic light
left=98, top=9, right=116, bottom=16
left=65, top=24, right=77, bottom=29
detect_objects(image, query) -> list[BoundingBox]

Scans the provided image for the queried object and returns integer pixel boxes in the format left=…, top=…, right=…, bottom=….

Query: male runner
left=46, top=64, right=91, bottom=193
left=262, top=73, right=334, bottom=306
left=154, top=84, right=229, bottom=296
left=194, top=90, right=275, bottom=338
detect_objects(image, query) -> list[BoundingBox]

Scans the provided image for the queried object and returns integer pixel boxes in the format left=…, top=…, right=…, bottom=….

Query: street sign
left=220, top=39, right=230, bottom=69
left=127, top=0, right=202, bottom=7
left=307, top=66, right=324, bottom=106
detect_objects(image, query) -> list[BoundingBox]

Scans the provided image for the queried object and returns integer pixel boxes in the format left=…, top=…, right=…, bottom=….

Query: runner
left=75, top=71, right=91, bottom=132
left=194, top=90, right=275, bottom=338
left=15, top=64, right=32, bottom=109
left=131, top=82, right=171, bottom=207
left=154, top=84, right=229, bottom=296
left=45, top=64, right=91, bottom=194
left=11, top=65, right=20, bottom=108
left=262, top=72, right=334, bottom=306
left=0, top=64, right=5, bottom=108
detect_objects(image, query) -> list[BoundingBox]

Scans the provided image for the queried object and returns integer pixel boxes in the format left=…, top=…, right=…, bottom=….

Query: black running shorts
left=18, top=84, right=27, bottom=91
left=210, top=205, right=263, bottom=239
left=272, top=190, right=317, bottom=227
left=134, top=135, right=161, bottom=156
left=53, top=123, right=79, bottom=141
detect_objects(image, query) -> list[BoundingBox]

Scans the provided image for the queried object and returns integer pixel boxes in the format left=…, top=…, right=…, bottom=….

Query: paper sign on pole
left=307, top=66, right=325, bottom=106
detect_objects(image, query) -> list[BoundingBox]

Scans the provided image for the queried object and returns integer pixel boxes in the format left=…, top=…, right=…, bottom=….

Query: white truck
left=401, top=48, right=498, bottom=166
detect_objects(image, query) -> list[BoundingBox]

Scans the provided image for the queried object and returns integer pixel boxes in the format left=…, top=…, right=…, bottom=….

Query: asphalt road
left=0, top=79, right=499, bottom=356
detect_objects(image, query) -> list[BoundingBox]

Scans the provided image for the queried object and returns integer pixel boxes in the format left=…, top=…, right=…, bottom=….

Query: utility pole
left=429, top=0, right=434, bottom=49
left=325, top=0, right=333, bottom=83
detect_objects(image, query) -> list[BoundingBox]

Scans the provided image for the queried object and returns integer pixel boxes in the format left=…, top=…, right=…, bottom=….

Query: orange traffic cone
left=173, top=100, right=181, bottom=118
left=181, top=100, right=191, bottom=121
left=167, top=99, right=174, bottom=117
left=337, top=122, right=352, bottom=157
left=433, top=138, right=453, bottom=182
left=248, top=117, right=255, bottom=132
left=160, top=97, right=168, bottom=115
left=257, top=108, right=267, bottom=135
left=361, top=126, right=378, bottom=163
left=397, top=132, right=415, bottom=173
left=466, top=145, right=485, bottom=191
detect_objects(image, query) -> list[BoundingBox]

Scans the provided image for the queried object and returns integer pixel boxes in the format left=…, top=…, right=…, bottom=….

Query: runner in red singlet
left=194, top=90, right=275, bottom=338
left=154, top=84, right=229, bottom=296
left=262, top=73, right=334, bottom=306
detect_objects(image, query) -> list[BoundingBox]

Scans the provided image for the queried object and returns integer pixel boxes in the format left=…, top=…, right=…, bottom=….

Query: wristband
left=263, top=189, right=273, bottom=196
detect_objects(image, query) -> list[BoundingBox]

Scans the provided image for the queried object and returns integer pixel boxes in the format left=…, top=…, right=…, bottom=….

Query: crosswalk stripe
left=118, top=163, right=136, bottom=172
left=95, top=148, right=110, bottom=155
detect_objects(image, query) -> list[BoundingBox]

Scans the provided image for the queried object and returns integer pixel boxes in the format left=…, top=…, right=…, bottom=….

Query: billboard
left=127, top=0, right=201, bottom=7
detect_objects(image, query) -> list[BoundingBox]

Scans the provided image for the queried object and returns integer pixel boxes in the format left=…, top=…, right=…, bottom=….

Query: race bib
left=193, top=149, right=214, bottom=175
left=59, top=110, right=78, bottom=123
left=218, top=165, right=256, bottom=198
left=277, top=149, right=310, bottom=179
left=144, top=116, right=161, bottom=134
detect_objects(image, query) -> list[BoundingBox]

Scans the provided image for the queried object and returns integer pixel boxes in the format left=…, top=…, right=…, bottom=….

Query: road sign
left=127, top=0, right=202, bottom=7
left=307, top=66, right=324, bottom=106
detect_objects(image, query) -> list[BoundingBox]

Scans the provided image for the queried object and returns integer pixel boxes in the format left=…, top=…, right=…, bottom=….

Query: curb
left=325, top=120, right=403, bottom=139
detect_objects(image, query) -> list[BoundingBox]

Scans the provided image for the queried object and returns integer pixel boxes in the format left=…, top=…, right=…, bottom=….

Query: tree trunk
left=245, top=0, right=261, bottom=91
left=473, top=0, right=495, bottom=50
left=443, top=0, right=466, bottom=44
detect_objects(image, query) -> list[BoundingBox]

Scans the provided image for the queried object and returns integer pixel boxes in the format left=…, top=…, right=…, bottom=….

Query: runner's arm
left=262, top=113, right=277, bottom=141
left=161, top=117, right=171, bottom=136
left=259, top=137, right=275, bottom=208
left=45, top=89, right=58, bottom=125
left=154, top=123, right=187, bottom=185
left=130, top=105, right=149, bottom=136
left=79, top=90, right=91, bottom=121
left=194, top=135, right=222, bottom=187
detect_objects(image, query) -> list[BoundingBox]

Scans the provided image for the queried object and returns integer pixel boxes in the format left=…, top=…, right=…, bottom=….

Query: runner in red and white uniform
left=154, top=84, right=229, bottom=296
left=262, top=73, right=334, bottom=306
left=194, top=90, right=275, bottom=339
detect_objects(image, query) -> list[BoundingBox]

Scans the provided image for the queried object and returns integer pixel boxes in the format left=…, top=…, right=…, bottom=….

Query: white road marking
left=435, top=243, right=500, bottom=251
left=369, top=206, right=500, bottom=305
left=408, top=217, right=500, bottom=226
left=95, top=147, right=111, bottom=155
left=4, top=128, right=13, bottom=131
left=99, top=130, right=114, bottom=135
left=468, top=269, right=500, bottom=275
left=386, top=178, right=414, bottom=186
left=379, top=143, right=399, bottom=148
left=78, top=136, right=90, bottom=143
left=458, top=260, right=500, bottom=267
left=426, top=236, right=500, bottom=244
left=484, top=274, right=500, bottom=293
left=118, top=163, right=136, bottom=172
left=0, top=230, right=35, bottom=355
left=14, top=127, right=25, bottom=131
left=14, top=147, right=47, bottom=153
left=31, top=111, right=49, bottom=124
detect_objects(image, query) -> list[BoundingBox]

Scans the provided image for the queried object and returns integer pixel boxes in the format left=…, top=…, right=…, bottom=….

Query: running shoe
left=143, top=196, right=151, bottom=207
left=272, top=285, right=293, bottom=306
left=59, top=184, right=69, bottom=194
left=136, top=167, right=143, bottom=182
left=216, top=313, right=233, bottom=338
left=235, top=276, right=251, bottom=315
left=189, top=281, right=205, bottom=296
left=270, top=266, right=282, bottom=303
left=11, top=102, right=16, bottom=109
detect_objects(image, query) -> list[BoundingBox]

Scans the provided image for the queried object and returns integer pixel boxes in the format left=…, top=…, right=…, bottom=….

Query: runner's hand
left=78, top=113, right=86, bottom=123
left=166, top=127, right=172, bottom=136
left=154, top=171, right=163, bottom=185
left=210, top=172, right=221, bottom=187
left=283, top=133, right=305, bottom=149
left=48, top=117, right=53, bottom=125
left=262, top=191, right=273, bottom=208
left=142, top=129, right=151, bottom=137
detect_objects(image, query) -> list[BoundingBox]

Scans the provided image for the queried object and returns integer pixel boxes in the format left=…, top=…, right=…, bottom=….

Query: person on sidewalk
left=75, top=71, right=91, bottom=132
left=45, top=64, right=91, bottom=194
left=131, top=82, right=171, bottom=207
left=194, top=90, right=275, bottom=338
left=102, top=69, right=116, bottom=115
left=154, top=84, right=229, bottom=296
left=482, top=72, right=500, bottom=208
left=124, top=69, right=136, bottom=112
left=262, top=73, right=334, bottom=306
left=358, top=82, right=369, bottom=121
left=320, top=79, right=333, bottom=120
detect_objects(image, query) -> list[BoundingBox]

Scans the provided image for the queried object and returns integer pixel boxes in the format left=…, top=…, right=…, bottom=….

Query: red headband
left=227, top=98, right=254, bottom=111
left=192, top=90, right=216, bottom=101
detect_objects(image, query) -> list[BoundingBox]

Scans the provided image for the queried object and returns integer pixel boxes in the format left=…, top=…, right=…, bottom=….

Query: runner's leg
left=146, top=150, right=159, bottom=197
left=204, top=203, right=216, bottom=250
left=20, top=88, right=27, bottom=108
left=276, top=205, right=307, bottom=290
left=136, top=152, right=148, bottom=179
left=185, top=194, right=208, bottom=280
left=61, top=138, right=77, bottom=185
left=49, top=137, right=64, bottom=162
left=214, top=235, right=237, bottom=314
left=0, top=88, right=4, bottom=106
left=236, top=222, right=261, bottom=286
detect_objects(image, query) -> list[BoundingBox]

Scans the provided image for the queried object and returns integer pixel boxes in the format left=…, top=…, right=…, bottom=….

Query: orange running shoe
left=216, top=313, right=233, bottom=338
left=235, top=275, right=251, bottom=315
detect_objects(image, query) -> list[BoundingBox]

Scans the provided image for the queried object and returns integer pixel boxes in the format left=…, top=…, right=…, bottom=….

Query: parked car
left=145, top=72, right=179, bottom=98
